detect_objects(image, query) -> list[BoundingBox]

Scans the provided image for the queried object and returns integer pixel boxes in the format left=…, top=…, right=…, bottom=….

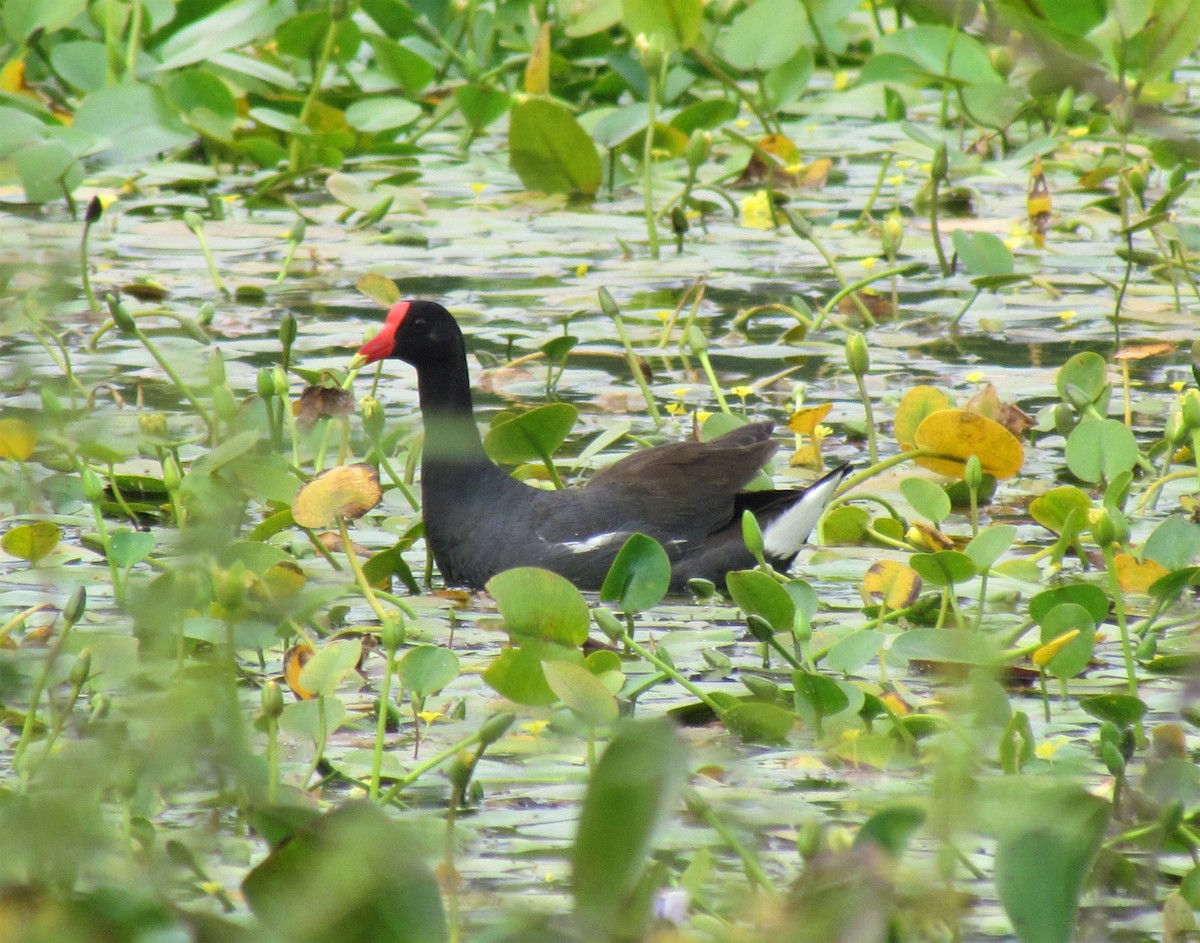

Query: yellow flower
left=833, top=70, right=849, bottom=91
left=1059, top=309, right=1078, bottom=324
left=665, top=402, right=686, bottom=416
left=785, top=161, right=804, bottom=176
left=860, top=256, right=878, bottom=271
left=418, top=710, right=443, bottom=726
left=965, top=370, right=984, bottom=383
left=575, top=263, right=589, bottom=277
left=469, top=182, right=487, bottom=195
left=886, top=175, right=905, bottom=186
left=695, top=410, right=713, bottom=424
left=735, top=118, right=751, bottom=130
left=521, top=719, right=550, bottom=737
left=895, top=159, right=914, bottom=170
left=739, top=189, right=774, bottom=230
left=1067, top=126, right=1089, bottom=138
left=1170, top=380, right=1187, bottom=392
left=730, top=385, right=753, bottom=398
left=1035, top=735, right=1070, bottom=761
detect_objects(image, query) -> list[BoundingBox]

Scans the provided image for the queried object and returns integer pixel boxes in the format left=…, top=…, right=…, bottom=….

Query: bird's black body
left=356, top=300, right=848, bottom=591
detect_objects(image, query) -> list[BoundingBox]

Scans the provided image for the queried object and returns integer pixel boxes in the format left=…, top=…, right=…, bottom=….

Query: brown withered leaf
left=295, top=385, right=355, bottom=430
left=966, top=383, right=1034, bottom=440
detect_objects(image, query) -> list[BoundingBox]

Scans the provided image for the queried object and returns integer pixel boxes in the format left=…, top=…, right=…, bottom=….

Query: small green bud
left=792, top=608, right=811, bottom=645
left=1125, top=165, right=1147, bottom=201
left=930, top=141, right=949, bottom=182
left=448, top=752, right=474, bottom=795
left=1062, top=382, right=1095, bottom=414
left=331, top=0, right=349, bottom=20
left=379, top=616, right=405, bottom=652
left=686, top=577, right=716, bottom=599
left=69, top=648, right=92, bottom=688
left=635, top=32, right=664, bottom=76
left=81, top=466, right=104, bottom=503
left=1109, top=96, right=1136, bottom=135
left=262, top=680, right=284, bottom=719
left=745, top=613, right=775, bottom=644
left=1164, top=406, right=1185, bottom=448
left=597, top=287, right=619, bottom=318
left=478, top=711, right=515, bottom=747
left=1101, top=740, right=1125, bottom=777
left=64, top=585, right=87, bottom=624
left=1052, top=402, right=1075, bottom=437
left=1053, top=87, right=1075, bottom=129
left=797, top=820, right=825, bottom=862
left=990, top=46, right=1014, bottom=79
left=1182, top=389, right=1200, bottom=431
left=1135, top=633, right=1156, bottom=661
left=40, top=386, right=63, bottom=425
left=214, top=561, right=248, bottom=611
left=280, top=311, right=297, bottom=351
left=208, top=348, right=226, bottom=387
left=685, top=325, right=708, bottom=356
left=105, top=293, right=136, bottom=334
left=197, top=302, right=216, bottom=326
left=742, top=674, right=780, bottom=701
left=362, top=396, right=385, bottom=440
left=162, top=455, right=182, bottom=493
left=1159, top=800, right=1184, bottom=835
left=139, top=412, right=168, bottom=438
left=272, top=365, right=289, bottom=399
left=593, top=607, right=625, bottom=642
left=257, top=367, right=275, bottom=401
left=684, top=130, right=711, bottom=172
left=183, top=210, right=204, bottom=234
left=881, top=213, right=904, bottom=254
left=845, top=331, right=869, bottom=378
left=1094, top=506, right=1128, bottom=547
left=741, top=510, right=765, bottom=562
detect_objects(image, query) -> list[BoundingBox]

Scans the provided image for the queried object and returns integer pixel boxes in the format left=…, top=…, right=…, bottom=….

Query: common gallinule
left=354, top=301, right=849, bottom=591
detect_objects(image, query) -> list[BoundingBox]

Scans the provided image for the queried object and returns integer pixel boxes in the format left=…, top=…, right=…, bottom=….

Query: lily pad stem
left=337, top=515, right=400, bottom=627
left=288, top=5, right=341, bottom=175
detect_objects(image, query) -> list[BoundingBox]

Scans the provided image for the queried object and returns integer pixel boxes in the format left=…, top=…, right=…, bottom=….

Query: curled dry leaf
left=294, top=385, right=355, bottom=431
left=966, top=383, right=1034, bottom=440
left=292, top=463, right=382, bottom=528
left=284, top=642, right=316, bottom=700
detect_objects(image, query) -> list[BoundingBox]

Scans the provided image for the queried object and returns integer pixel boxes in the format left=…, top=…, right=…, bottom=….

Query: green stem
left=929, top=176, right=951, bottom=277
left=642, top=70, right=660, bottom=260
left=620, top=632, right=725, bottom=717
left=1100, top=543, right=1139, bottom=707
left=607, top=304, right=663, bottom=427
left=370, top=642, right=399, bottom=800
left=684, top=788, right=777, bottom=893
left=854, top=372, right=879, bottom=464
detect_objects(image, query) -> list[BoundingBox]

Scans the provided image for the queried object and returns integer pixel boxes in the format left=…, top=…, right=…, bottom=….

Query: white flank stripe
left=559, top=532, right=626, bottom=554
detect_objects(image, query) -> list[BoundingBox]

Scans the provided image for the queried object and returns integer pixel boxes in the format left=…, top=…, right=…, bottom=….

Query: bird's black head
left=355, top=300, right=463, bottom=368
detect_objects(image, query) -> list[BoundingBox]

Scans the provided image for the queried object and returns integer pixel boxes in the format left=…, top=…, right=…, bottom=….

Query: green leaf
left=1142, top=516, right=1200, bottom=571
left=3, top=0, right=86, bottom=41
left=600, top=534, right=671, bottom=614
left=964, top=525, right=1016, bottom=571
left=12, top=139, right=85, bottom=202
left=718, top=0, right=808, bottom=71
left=726, top=569, right=795, bottom=633
left=573, top=719, right=688, bottom=939
left=453, top=84, right=511, bottom=133
left=909, top=550, right=976, bottom=586
left=543, top=660, right=620, bottom=727
left=299, top=639, right=363, bottom=698
left=994, top=788, right=1108, bottom=943
left=74, top=84, right=194, bottom=164
left=1, top=521, right=61, bottom=564
left=1055, top=351, right=1109, bottom=408
left=1029, top=584, right=1109, bottom=625
left=951, top=230, right=1014, bottom=277
left=486, top=567, right=590, bottom=646
left=484, top=402, right=577, bottom=465
left=1038, top=603, right=1095, bottom=679
left=854, top=805, right=926, bottom=858
left=108, top=530, right=156, bottom=569
left=565, top=0, right=622, bottom=36
left=1064, top=418, right=1139, bottom=483
left=345, top=99, right=422, bottom=133
left=891, top=628, right=997, bottom=666
left=155, top=0, right=284, bottom=70
left=482, top=641, right=580, bottom=706
left=621, top=0, right=703, bottom=50
left=721, top=701, right=796, bottom=743
left=398, top=645, right=460, bottom=699
left=901, top=476, right=951, bottom=525
left=1079, top=694, right=1147, bottom=728
left=792, top=670, right=850, bottom=721
left=243, top=802, right=448, bottom=943
left=508, top=98, right=602, bottom=196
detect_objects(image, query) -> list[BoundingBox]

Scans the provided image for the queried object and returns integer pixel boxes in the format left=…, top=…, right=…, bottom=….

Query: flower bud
left=183, top=210, right=204, bottom=234
left=362, top=396, right=385, bottom=440
left=197, top=302, right=216, bottom=326
left=257, top=367, right=275, bottom=401
left=593, top=606, right=625, bottom=642
left=990, top=46, right=1014, bottom=78
left=212, top=385, right=238, bottom=422
left=597, top=286, right=619, bottom=318
left=64, top=585, right=87, bottom=624
left=931, top=141, right=948, bottom=182
left=81, top=467, right=104, bottom=502
left=69, top=648, right=92, bottom=688
left=881, top=213, right=904, bottom=255
left=379, top=615, right=405, bottom=652
left=280, top=311, right=297, bottom=352
left=139, top=412, right=168, bottom=439
left=1054, top=87, right=1075, bottom=129
left=272, top=365, right=290, bottom=399
left=262, top=680, right=284, bottom=719
left=1182, top=389, right=1200, bottom=431
left=741, top=510, right=764, bottom=561
left=105, top=293, right=136, bottom=334
left=162, top=455, right=182, bottom=493
left=845, top=331, right=869, bottom=378
left=685, top=130, right=711, bottom=172
left=85, top=196, right=103, bottom=225
left=964, top=455, right=982, bottom=492
left=745, top=613, right=774, bottom=644
left=478, top=711, right=515, bottom=747
left=685, top=325, right=708, bottom=356
left=208, top=349, right=226, bottom=387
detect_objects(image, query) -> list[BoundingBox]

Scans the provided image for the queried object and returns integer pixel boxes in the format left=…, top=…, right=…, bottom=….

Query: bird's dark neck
left=415, top=355, right=492, bottom=474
